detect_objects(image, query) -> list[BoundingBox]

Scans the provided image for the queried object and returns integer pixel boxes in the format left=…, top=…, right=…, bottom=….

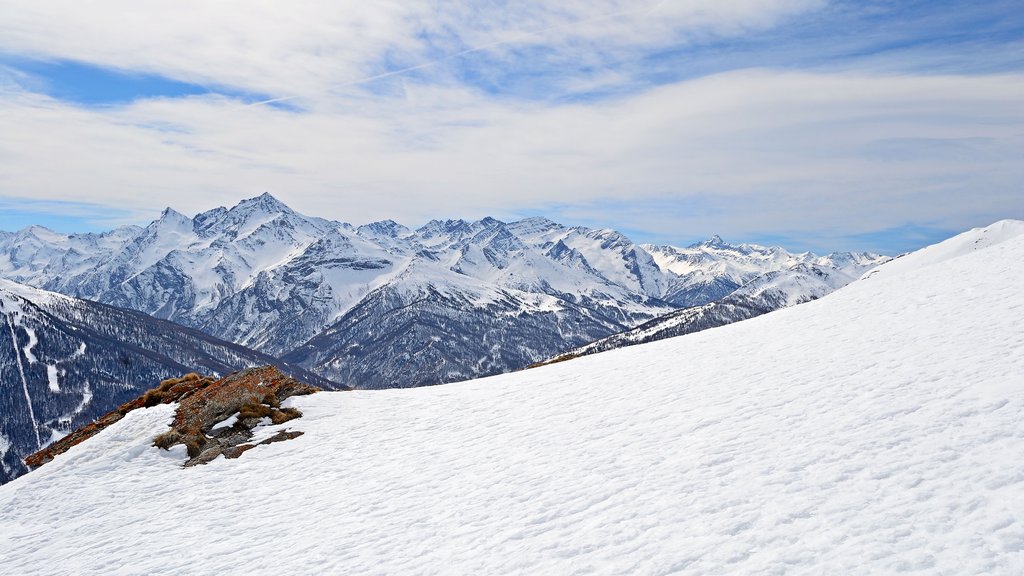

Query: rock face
left=0, top=194, right=889, bottom=390
left=25, top=366, right=320, bottom=471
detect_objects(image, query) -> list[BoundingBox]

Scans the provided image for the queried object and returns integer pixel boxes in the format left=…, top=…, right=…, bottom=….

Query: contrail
left=247, top=0, right=669, bottom=107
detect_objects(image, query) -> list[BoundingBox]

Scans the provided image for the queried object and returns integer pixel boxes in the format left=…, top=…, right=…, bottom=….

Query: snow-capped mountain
left=644, top=235, right=884, bottom=306
left=0, top=278, right=340, bottom=485
left=0, top=193, right=886, bottom=388
left=549, top=258, right=883, bottom=361
left=1, top=221, right=1021, bottom=575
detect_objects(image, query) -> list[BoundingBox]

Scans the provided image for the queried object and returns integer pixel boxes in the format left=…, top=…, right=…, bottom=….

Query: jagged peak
left=702, top=234, right=726, bottom=247
left=416, top=218, right=473, bottom=238
left=478, top=216, right=505, bottom=227
left=159, top=206, right=185, bottom=218
left=155, top=207, right=192, bottom=227
left=357, top=219, right=411, bottom=238
left=193, top=206, right=229, bottom=233
left=232, top=192, right=294, bottom=215
left=507, top=216, right=565, bottom=237
left=516, top=215, right=558, bottom=226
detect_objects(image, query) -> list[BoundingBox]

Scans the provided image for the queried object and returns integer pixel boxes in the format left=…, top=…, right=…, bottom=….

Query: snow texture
left=0, top=222, right=1021, bottom=574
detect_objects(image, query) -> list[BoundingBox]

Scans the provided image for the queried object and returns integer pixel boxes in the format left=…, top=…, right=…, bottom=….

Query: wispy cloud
left=0, top=0, right=1021, bottom=252
left=1, top=68, right=1021, bottom=250
left=0, top=0, right=821, bottom=105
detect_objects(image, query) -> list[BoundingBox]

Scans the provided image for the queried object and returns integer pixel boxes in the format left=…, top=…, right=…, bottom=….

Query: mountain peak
left=704, top=234, right=726, bottom=247
left=157, top=207, right=191, bottom=225
left=235, top=192, right=293, bottom=214
left=357, top=220, right=411, bottom=238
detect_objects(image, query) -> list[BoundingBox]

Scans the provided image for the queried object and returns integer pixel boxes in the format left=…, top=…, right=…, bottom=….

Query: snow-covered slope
left=0, top=194, right=886, bottom=388
left=1, top=221, right=1020, bottom=574
left=0, top=278, right=339, bottom=485
left=862, top=219, right=1024, bottom=281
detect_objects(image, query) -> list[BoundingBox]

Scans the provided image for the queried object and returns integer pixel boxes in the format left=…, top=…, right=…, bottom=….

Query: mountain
left=643, top=235, right=884, bottom=306
left=0, top=278, right=341, bottom=485
left=0, top=194, right=887, bottom=387
left=545, top=258, right=882, bottom=361
left=1, top=221, right=1020, bottom=574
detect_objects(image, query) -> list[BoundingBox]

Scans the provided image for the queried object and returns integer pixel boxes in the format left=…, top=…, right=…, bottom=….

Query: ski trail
left=5, top=315, right=41, bottom=450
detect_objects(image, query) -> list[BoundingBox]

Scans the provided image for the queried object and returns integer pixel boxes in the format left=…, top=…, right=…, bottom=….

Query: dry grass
left=237, top=402, right=273, bottom=421
left=153, top=430, right=181, bottom=450
left=527, top=353, right=579, bottom=369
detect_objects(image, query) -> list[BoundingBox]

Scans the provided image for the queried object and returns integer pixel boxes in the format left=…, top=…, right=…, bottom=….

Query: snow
left=643, top=238, right=887, bottom=292
left=0, top=278, right=73, bottom=308
left=20, top=326, right=38, bottom=364
left=46, top=365, right=60, bottom=393
left=0, top=433, right=9, bottom=473
left=1, top=223, right=1023, bottom=574
left=210, top=414, right=238, bottom=431
left=863, top=219, right=1024, bottom=281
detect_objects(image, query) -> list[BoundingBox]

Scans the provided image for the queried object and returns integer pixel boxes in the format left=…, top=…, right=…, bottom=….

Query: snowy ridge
left=0, top=194, right=887, bottom=388
left=862, top=219, right=1024, bottom=281
left=0, top=221, right=1020, bottom=574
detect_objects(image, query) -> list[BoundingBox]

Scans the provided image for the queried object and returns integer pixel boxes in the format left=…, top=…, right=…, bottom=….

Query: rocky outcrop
left=24, top=366, right=320, bottom=471
left=153, top=366, right=320, bottom=466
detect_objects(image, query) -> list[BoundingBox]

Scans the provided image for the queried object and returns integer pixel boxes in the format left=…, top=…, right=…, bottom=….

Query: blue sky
left=0, top=0, right=1021, bottom=254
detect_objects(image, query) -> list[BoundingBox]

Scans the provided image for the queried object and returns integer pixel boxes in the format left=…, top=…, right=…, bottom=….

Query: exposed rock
left=24, top=367, right=319, bottom=471
left=222, top=430, right=305, bottom=460
left=153, top=366, right=319, bottom=466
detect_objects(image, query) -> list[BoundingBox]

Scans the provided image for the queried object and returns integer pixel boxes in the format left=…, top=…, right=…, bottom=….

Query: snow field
left=0, top=224, right=1022, bottom=574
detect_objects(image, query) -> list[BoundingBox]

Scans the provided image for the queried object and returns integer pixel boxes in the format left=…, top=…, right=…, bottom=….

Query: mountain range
left=542, top=260, right=877, bottom=362
left=0, top=193, right=887, bottom=389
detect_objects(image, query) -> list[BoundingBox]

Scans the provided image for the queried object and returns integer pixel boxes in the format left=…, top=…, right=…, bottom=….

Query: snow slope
left=862, top=219, right=1024, bottom=281
left=1, top=223, right=1021, bottom=574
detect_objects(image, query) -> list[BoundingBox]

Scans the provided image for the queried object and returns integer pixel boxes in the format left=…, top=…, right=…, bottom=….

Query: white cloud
left=0, top=1, right=1021, bottom=250
left=0, top=0, right=822, bottom=102
left=0, top=69, right=1021, bottom=244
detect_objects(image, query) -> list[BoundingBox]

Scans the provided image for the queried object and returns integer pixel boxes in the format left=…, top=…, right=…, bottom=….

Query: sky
left=0, top=1, right=1022, bottom=254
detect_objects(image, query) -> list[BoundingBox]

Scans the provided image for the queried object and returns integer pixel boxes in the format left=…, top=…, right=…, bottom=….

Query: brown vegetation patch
left=527, top=353, right=579, bottom=369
